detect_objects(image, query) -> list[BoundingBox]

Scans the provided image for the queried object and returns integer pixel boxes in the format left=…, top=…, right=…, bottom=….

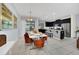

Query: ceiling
left=12, top=3, right=79, bottom=20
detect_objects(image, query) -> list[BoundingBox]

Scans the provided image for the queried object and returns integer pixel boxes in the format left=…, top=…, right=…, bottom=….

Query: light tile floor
left=6, top=37, right=79, bottom=55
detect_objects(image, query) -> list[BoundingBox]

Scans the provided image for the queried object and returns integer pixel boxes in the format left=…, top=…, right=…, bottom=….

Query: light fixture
left=27, top=8, right=33, bottom=21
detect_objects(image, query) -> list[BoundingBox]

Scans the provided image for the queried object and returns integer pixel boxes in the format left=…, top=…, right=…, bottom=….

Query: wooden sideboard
left=0, top=35, right=6, bottom=47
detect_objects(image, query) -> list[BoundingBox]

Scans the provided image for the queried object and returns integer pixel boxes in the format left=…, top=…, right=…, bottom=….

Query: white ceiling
left=12, top=3, right=79, bottom=20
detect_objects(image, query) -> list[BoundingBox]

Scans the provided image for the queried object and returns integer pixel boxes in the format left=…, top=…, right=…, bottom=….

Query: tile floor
left=6, top=37, right=79, bottom=55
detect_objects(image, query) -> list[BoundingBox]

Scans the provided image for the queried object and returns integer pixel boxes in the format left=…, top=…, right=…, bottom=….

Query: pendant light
left=27, top=8, right=32, bottom=21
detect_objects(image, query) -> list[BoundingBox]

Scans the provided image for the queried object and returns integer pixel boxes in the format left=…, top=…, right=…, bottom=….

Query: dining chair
left=34, top=38, right=44, bottom=48
left=43, top=36, right=48, bottom=41
left=24, top=32, right=33, bottom=44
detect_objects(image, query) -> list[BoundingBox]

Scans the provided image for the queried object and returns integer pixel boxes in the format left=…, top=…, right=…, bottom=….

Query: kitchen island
left=53, top=29, right=64, bottom=40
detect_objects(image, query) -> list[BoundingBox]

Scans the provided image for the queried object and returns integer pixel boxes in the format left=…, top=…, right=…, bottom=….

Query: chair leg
left=30, top=42, right=37, bottom=50
left=44, top=40, right=48, bottom=46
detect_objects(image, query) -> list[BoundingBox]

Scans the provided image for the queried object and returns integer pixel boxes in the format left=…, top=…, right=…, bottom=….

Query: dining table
left=29, top=33, right=47, bottom=39
left=28, top=32, right=48, bottom=49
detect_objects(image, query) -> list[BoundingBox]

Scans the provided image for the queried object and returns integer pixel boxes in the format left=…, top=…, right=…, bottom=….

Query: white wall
left=0, top=3, right=20, bottom=41
left=76, top=15, right=79, bottom=29
left=75, top=15, right=79, bottom=37
left=71, top=14, right=77, bottom=38
left=21, top=20, right=26, bottom=37
left=35, top=19, right=39, bottom=29
left=0, top=29, right=18, bottom=41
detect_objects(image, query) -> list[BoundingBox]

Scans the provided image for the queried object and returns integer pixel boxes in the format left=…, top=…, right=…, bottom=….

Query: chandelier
left=27, top=8, right=32, bottom=21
